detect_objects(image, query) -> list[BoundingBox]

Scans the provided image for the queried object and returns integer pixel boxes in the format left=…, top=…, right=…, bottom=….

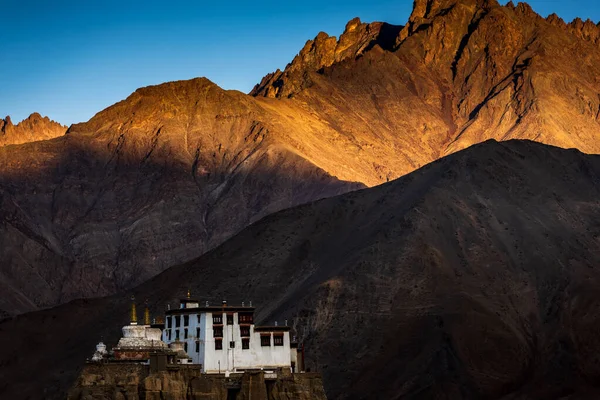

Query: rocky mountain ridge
left=0, top=112, right=66, bottom=146
left=251, top=18, right=403, bottom=98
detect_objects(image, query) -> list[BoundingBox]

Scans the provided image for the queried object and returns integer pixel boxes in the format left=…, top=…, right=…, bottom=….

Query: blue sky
left=1, top=0, right=599, bottom=125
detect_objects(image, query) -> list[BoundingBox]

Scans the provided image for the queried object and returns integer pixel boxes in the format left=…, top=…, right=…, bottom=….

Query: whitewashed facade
left=162, top=299, right=295, bottom=373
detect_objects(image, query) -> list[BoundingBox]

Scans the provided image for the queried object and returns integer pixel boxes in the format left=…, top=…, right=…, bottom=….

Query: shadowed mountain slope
left=2, top=0, right=600, bottom=316
left=0, top=113, right=66, bottom=147
left=1, top=140, right=599, bottom=399
left=0, top=78, right=362, bottom=316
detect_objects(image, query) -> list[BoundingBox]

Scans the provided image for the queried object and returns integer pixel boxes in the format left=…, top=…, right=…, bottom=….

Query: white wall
left=163, top=312, right=206, bottom=365
left=202, top=312, right=291, bottom=373
left=164, top=310, right=292, bottom=373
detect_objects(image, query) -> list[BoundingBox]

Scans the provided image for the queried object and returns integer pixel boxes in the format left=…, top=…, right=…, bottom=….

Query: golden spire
left=144, top=299, right=151, bottom=325
left=187, top=288, right=191, bottom=299
left=130, top=295, right=138, bottom=325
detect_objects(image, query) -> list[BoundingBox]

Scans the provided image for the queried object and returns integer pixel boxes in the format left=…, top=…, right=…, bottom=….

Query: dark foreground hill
left=1, top=140, right=599, bottom=399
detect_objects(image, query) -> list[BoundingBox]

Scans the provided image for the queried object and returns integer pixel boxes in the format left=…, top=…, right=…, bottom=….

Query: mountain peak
left=411, top=0, right=500, bottom=19
left=566, top=16, right=600, bottom=44
left=251, top=18, right=402, bottom=97
left=1, top=115, right=12, bottom=127
left=0, top=113, right=66, bottom=146
left=344, top=17, right=362, bottom=32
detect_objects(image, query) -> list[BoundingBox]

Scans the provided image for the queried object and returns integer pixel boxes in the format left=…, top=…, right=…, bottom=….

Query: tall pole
left=130, top=296, right=138, bottom=325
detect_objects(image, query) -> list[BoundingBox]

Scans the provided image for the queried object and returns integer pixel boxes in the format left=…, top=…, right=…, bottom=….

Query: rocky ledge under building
left=67, top=363, right=327, bottom=400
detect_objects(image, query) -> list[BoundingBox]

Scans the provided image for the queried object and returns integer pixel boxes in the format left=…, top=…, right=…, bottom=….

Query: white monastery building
left=161, top=295, right=300, bottom=373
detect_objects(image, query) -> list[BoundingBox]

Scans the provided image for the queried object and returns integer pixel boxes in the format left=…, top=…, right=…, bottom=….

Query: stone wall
left=67, top=363, right=326, bottom=400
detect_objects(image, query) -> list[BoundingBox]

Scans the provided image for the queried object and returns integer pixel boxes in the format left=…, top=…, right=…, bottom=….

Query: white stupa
left=111, top=298, right=168, bottom=360
left=91, top=341, right=107, bottom=362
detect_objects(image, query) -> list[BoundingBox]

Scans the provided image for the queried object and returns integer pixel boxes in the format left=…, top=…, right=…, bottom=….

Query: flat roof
left=166, top=306, right=255, bottom=315
left=254, top=326, right=291, bottom=332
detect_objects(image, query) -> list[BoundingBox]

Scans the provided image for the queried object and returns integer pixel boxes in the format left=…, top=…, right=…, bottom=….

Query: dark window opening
left=184, top=328, right=188, bottom=339
left=238, top=313, right=253, bottom=324
left=240, top=326, right=250, bottom=337
left=167, top=329, right=172, bottom=341
left=214, top=326, right=223, bottom=338
left=227, top=314, right=234, bottom=325
left=196, top=327, right=200, bottom=338
left=167, top=317, right=172, bottom=328
left=184, top=315, right=189, bottom=326
left=213, top=313, right=223, bottom=325
left=175, top=330, right=180, bottom=340
left=230, top=341, right=235, bottom=348
left=261, top=335, right=271, bottom=347
left=195, top=341, right=200, bottom=352
left=184, top=342, right=188, bottom=352
left=175, top=316, right=181, bottom=328
left=227, top=388, right=240, bottom=400
left=197, top=315, right=201, bottom=323
left=274, top=335, right=284, bottom=346
left=242, top=338, right=250, bottom=349
left=215, top=340, right=223, bottom=350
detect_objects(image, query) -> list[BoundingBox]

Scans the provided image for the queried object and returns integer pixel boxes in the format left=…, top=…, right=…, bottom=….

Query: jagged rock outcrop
left=2, top=140, right=600, bottom=400
left=251, top=18, right=402, bottom=98
left=0, top=113, right=66, bottom=146
left=566, top=17, right=600, bottom=45
left=67, top=364, right=326, bottom=400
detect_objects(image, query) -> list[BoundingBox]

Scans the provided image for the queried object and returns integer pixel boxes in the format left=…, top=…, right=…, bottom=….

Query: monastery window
left=184, top=328, right=188, bottom=339
left=261, top=334, right=271, bottom=347
left=274, top=335, right=284, bottom=346
left=175, top=316, right=181, bottom=328
left=212, top=313, right=223, bottom=325
left=215, top=339, right=223, bottom=350
left=167, top=317, right=172, bottom=328
left=240, top=326, right=250, bottom=337
left=227, top=314, right=234, bottom=325
left=184, top=315, right=189, bottom=326
left=196, top=327, right=200, bottom=338
left=175, top=330, right=180, bottom=340
left=239, top=313, right=253, bottom=324
left=242, top=338, right=250, bottom=350
left=213, top=326, right=223, bottom=338
left=167, top=330, right=172, bottom=341
left=197, top=315, right=201, bottom=323
left=195, top=341, right=199, bottom=353
left=184, top=342, right=188, bottom=352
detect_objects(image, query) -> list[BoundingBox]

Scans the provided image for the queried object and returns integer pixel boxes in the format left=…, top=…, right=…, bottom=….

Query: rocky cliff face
left=67, top=364, right=326, bottom=400
left=2, top=0, right=600, bottom=317
left=251, top=18, right=403, bottom=98
left=0, top=113, right=66, bottom=146
left=255, top=0, right=600, bottom=159
left=1, top=140, right=599, bottom=400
